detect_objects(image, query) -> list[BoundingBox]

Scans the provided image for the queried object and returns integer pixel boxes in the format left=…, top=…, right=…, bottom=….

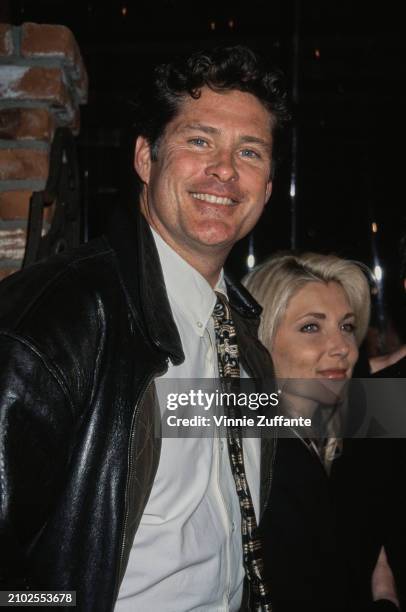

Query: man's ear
left=265, top=180, right=273, bottom=203
left=134, top=136, right=152, bottom=184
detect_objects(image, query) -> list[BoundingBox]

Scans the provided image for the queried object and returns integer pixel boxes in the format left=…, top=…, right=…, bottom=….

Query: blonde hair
left=243, top=252, right=371, bottom=351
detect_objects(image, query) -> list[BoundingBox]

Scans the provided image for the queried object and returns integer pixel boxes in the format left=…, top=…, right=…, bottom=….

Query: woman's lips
left=317, top=369, right=348, bottom=379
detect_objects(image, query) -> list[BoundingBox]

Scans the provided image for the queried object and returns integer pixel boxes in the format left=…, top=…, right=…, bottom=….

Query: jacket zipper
left=113, top=358, right=169, bottom=603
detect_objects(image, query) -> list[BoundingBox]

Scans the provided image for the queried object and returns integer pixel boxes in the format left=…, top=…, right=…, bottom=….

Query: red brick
left=0, top=149, right=49, bottom=182
left=0, top=190, right=32, bottom=220
left=0, top=63, right=81, bottom=130
left=0, top=24, right=13, bottom=56
left=0, top=227, right=26, bottom=261
left=20, top=66, right=72, bottom=107
left=0, top=190, right=55, bottom=226
left=22, top=23, right=77, bottom=63
left=21, top=23, right=88, bottom=102
left=0, top=64, right=73, bottom=107
left=0, top=108, right=55, bottom=141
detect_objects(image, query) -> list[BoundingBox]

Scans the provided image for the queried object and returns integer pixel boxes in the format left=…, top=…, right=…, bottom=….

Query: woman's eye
left=189, top=138, right=208, bottom=147
left=342, top=322, right=356, bottom=333
left=300, top=323, right=319, bottom=333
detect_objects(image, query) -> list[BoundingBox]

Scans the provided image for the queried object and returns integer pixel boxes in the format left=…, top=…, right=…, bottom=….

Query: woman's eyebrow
left=294, top=311, right=355, bottom=322
left=296, top=312, right=326, bottom=321
left=341, top=312, right=356, bottom=320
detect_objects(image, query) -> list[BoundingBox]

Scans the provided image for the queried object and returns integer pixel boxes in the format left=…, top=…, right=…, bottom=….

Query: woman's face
left=271, top=281, right=359, bottom=380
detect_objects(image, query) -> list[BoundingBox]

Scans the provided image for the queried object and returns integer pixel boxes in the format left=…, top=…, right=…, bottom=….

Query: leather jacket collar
left=106, top=203, right=184, bottom=365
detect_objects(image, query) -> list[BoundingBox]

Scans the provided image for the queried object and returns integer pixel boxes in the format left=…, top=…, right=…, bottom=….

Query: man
left=0, top=46, right=289, bottom=610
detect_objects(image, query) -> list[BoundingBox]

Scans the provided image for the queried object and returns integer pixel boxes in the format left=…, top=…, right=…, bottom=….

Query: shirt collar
left=151, top=227, right=227, bottom=337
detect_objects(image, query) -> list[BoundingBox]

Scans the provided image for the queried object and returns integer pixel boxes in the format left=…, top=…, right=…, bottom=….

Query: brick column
left=0, top=22, right=88, bottom=280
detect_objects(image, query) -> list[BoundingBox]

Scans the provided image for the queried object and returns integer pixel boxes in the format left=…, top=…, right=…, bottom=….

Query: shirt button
left=197, top=321, right=203, bottom=328
left=231, top=521, right=236, bottom=532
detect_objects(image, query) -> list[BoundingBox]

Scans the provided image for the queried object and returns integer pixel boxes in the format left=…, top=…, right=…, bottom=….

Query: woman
left=244, top=252, right=400, bottom=612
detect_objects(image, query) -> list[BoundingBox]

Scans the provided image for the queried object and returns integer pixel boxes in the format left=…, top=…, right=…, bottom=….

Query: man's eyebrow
left=181, top=123, right=220, bottom=135
left=239, top=135, right=271, bottom=149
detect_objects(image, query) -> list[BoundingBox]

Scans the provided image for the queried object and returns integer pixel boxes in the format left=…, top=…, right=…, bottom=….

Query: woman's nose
left=327, top=332, right=350, bottom=357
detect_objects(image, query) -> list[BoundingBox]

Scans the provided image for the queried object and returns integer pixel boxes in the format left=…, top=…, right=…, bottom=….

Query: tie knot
left=213, top=291, right=231, bottom=324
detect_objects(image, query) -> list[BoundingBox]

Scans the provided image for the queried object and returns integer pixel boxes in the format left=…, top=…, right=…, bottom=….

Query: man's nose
left=205, top=149, right=238, bottom=182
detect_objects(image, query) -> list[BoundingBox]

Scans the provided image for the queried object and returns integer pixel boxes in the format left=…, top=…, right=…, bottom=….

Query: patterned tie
left=212, top=292, right=272, bottom=611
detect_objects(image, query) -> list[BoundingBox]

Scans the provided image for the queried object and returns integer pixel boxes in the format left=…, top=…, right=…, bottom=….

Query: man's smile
left=190, top=192, right=237, bottom=205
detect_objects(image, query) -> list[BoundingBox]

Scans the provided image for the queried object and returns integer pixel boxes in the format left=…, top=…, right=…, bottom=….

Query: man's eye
left=300, top=323, right=319, bottom=333
left=189, top=138, right=208, bottom=147
left=240, top=149, right=260, bottom=159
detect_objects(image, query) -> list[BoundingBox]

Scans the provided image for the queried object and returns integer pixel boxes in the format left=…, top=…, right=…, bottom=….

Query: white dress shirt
left=115, top=229, right=260, bottom=611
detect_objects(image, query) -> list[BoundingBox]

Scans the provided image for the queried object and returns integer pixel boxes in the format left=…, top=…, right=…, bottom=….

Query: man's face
left=135, top=87, right=274, bottom=263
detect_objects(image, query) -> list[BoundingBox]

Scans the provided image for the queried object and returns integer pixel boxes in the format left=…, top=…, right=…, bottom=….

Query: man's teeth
left=191, top=193, right=234, bottom=205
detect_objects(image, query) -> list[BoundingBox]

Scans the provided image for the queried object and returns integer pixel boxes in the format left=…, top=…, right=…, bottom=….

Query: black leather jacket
left=0, top=205, right=275, bottom=611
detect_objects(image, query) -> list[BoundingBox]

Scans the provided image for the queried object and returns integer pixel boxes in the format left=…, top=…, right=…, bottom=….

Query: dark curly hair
left=134, top=45, right=290, bottom=177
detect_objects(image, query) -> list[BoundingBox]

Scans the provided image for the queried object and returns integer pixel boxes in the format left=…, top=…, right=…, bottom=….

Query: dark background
left=6, top=0, right=406, bottom=347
